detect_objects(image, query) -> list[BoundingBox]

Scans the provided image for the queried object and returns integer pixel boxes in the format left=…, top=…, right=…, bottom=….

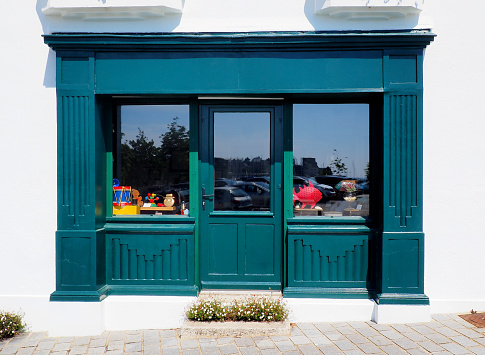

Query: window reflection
left=213, top=112, right=271, bottom=211
left=113, top=105, right=190, bottom=216
left=293, top=104, right=370, bottom=217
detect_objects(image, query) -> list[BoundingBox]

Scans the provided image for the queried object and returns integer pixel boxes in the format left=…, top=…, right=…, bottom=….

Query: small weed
left=0, top=311, right=26, bottom=340
left=186, top=298, right=228, bottom=321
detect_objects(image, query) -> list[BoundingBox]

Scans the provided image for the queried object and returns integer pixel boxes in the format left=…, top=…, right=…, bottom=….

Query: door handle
left=202, top=187, right=214, bottom=210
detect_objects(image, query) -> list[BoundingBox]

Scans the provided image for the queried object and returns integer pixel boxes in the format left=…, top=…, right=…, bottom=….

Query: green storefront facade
left=44, top=31, right=434, bottom=307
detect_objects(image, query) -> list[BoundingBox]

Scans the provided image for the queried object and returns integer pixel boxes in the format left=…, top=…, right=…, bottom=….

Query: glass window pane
left=213, top=112, right=271, bottom=211
left=293, top=104, right=370, bottom=217
left=113, top=105, right=190, bottom=216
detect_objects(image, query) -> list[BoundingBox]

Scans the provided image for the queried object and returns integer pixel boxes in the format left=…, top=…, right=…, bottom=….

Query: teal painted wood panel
left=60, top=234, right=91, bottom=286
left=288, top=233, right=371, bottom=287
left=58, top=95, right=96, bottom=230
left=52, top=229, right=108, bottom=301
left=94, top=51, right=383, bottom=94
left=388, top=55, right=417, bottom=84
left=110, top=236, right=188, bottom=281
left=208, top=224, right=239, bottom=275
left=61, top=57, right=90, bottom=86
left=387, top=239, right=419, bottom=288
left=383, top=93, right=423, bottom=231
left=245, top=224, right=275, bottom=275
left=106, top=231, right=195, bottom=287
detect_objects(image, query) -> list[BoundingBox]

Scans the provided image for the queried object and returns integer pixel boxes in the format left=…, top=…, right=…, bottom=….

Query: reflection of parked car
left=313, top=175, right=346, bottom=188
left=215, top=178, right=237, bottom=187
left=233, top=182, right=270, bottom=210
left=241, top=176, right=271, bottom=184
left=293, top=176, right=335, bottom=200
left=214, top=186, right=253, bottom=210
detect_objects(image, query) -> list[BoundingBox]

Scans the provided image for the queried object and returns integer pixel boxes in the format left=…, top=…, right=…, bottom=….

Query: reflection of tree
left=121, top=128, right=159, bottom=189
left=159, top=117, right=189, bottom=185
left=120, top=117, right=189, bottom=192
left=329, top=149, right=348, bottom=176
left=215, top=156, right=270, bottom=180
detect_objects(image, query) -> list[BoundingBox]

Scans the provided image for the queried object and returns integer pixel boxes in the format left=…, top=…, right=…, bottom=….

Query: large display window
left=292, top=104, right=370, bottom=217
left=112, top=105, right=190, bottom=216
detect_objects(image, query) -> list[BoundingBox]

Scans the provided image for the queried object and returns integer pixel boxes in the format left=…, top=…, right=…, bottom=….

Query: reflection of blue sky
left=121, top=104, right=368, bottom=177
left=121, top=105, right=190, bottom=146
left=294, top=104, right=369, bottom=178
left=214, top=112, right=270, bottom=160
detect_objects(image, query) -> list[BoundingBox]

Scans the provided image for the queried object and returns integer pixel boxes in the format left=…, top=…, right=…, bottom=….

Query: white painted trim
left=42, top=0, right=183, bottom=20
left=286, top=298, right=375, bottom=323
left=104, top=296, right=196, bottom=331
left=49, top=302, right=105, bottom=337
left=372, top=302, right=431, bottom=324
left=315, top=0, right=423, bottom=20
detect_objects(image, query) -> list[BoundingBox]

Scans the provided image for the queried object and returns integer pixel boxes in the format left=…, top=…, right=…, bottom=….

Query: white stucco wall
left=423, top=1, right=485, bottom=313
left=1, top=0, right=484, bottom=333
left=0, top=2, right=57, bottom=331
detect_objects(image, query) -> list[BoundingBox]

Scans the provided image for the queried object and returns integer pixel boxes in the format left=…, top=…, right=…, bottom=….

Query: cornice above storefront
left=43, top=31, right=435, bottom=52
left=315, top=0, right=423, bottom=20
left=42, top=0, right=182, bottom=20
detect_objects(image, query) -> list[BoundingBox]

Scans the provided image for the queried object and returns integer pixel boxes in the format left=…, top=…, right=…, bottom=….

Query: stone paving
left=1, top=314, right=485, bottom=355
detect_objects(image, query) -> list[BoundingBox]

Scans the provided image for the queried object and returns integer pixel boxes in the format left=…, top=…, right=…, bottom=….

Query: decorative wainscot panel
left=285, top=219, right=376, bottom=298
left=105, top=217, right=197, bottom=295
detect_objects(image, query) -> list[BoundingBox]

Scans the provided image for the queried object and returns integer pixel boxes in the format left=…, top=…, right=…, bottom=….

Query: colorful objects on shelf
left=335, top=180, right=357, bottom=192
left=131, top=189, right=144, bottom=207
left=113, top=186, right=132, bottom=206
left=163, top=194, right=175, bottom=207
left=145, top=193, right=162, bottom=207
left=293, top=181, right=322, bottom=209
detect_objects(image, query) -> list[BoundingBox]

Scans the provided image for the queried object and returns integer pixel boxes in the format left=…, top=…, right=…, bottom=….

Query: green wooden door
left=199, top=105, right=283, bottom=290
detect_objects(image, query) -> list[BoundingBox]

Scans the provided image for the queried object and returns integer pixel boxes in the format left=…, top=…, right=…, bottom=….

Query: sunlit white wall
left=0, top=1, right=57, bottom=331
left=423, top=0, right=485, bottom=312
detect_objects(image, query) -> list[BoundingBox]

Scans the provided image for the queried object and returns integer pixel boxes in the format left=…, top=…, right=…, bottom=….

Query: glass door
left=199, top=105, right=283, bottom=290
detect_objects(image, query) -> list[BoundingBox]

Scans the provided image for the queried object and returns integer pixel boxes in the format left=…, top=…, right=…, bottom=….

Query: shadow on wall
left=303, top=0, right=421, bottom=31
left=35, top=0, right=184, bottom=87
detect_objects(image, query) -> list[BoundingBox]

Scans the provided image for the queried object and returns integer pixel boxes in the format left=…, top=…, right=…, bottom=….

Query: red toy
left=293, top=181, right=322, bottom=209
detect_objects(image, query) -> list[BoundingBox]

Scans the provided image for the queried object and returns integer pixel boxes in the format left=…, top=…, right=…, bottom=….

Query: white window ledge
left=42, top=0, right=183, bottom=20
left=315, top=0, right=423, bottom=20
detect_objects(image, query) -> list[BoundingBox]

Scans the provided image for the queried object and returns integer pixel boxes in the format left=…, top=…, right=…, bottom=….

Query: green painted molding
left=107, top=285, right=198, bottom=296
left=44, top=31, right=435, bottom=52
left=50, top=285, right=109, bottom=302
left=376, top=292, right=429, bottom=305
left=283, top=287, right=373, bottom=299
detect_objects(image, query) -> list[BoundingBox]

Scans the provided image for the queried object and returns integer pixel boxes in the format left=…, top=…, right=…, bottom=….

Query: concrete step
left=181, top=290, right=289, bottom=338
left=181, top=320, right=291, bottom=338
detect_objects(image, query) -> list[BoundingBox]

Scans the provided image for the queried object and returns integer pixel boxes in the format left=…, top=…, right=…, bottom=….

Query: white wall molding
left=372, top=303, right=431, bottom=324
left=42, top=0, right=183, bottom=20
left=286, top=298, right=375, bottom=323
left=315, top=0, right=423, bottom=20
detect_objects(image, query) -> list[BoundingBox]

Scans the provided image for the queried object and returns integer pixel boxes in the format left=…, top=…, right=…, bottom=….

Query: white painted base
left=49, top=301, right=105, bottom=337
left=104, top=296, right=196, bottom=330
left=372, top=302, right=430, bottom=324
left=286, top=298, right=375, bottom=323
left=48, top=296, right=196, bottom=336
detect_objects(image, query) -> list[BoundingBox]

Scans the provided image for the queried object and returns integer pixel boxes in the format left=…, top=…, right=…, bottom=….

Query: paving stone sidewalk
left=1, top=314, right=485, bottom=355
